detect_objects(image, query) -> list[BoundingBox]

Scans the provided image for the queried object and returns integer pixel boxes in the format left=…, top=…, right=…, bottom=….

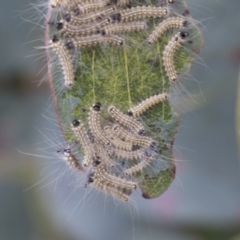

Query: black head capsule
left=73, top=7, right=81, bottom=16
left=93, top=102, right=101, bottom=111
left=182, top=20, right=188, bottom=27
left=63, top=13, right=71, bottom=22
left=72, top=119, right=80, bottom=127
left=93, top=156, right=101, bottom=166
left=51, top=35, right=59, bottom=43
left=180, top=31, right=189, bottom=39
left=55, top=21, right=63, bottom=30
left=65, top=40, right=75, bottom=50
left=63, top=148, right=71, bottom=154
left=127, top=110, right=133, bottom=116
left=138, top=129, right=146, bottom=136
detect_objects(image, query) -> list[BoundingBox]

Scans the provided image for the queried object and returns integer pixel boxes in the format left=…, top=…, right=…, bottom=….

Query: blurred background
left=0, top=0, right=240, bottom=239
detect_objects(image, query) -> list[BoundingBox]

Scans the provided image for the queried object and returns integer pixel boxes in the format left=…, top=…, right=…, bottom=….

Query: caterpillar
left=162, top=31, right=189, bottom=81
left=147, top=17, right=187, bottom=44
left=49, top=35, right=75, bottom=87
left=108, top=147, right=145, bottom=160
left=88, top=103, right=111, bottom=145
left=65, top=35, right=124, bottom=50
left=63, top=6, right=116, bottom=25
left=128, top=93, right=168, bottom=117
left=100, top=21, right=147, bottom=35
left=104, top=126, right=133, bottom=151
left=119, top=6, right=168, bottom=22
left=125, top=155, right=152, bottom=175
left=108, top=106, right=144, bottom=134
left=56, top=18, right=110, bottom=37
left=92, top=178, right=130, bottom=201
left=112, top=124, right=153, bottom=147
left=93, top=164, right=137, bottom=190
left=71, top=119, right=94, bottom=167
left=77, top=0, right=109, bottom=15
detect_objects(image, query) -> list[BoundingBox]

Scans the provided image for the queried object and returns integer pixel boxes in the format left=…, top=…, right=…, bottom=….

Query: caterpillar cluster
left=44, top=0, right=203, bottom=201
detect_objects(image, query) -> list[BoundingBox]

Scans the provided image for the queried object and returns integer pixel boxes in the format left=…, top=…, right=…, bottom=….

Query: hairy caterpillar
left=147, top=17, right=187, bottom=44
left=88, top=103, right=111, bottom=146
left=128, top=93, right=168, bottom=117
left=65, top=35, right=124, bottom=49
left=49, top=35, right=75, bottom=87
left=63, top=6, right=116, bottom=25
left=100, top=22, right=147, bottom=35
left=162, top=31, right=189, bottom=81
left=104, top=126, right=134, bottom=151
left=108, top=106, right=144, bottom=134
left=112, top=125, right=153, bottom=147
left=119, top=6, right=168, bottom=22
left=56, top=18, right=110, bottom=36
left=71, top=119, right=94, bottom=167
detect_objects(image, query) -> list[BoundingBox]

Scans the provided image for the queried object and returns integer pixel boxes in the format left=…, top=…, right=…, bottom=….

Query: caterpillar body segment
left=108, top=147, right=145, bottom=160
left=147, top=17, right=187, bottom=44
left=128, top=93, right=168, bottom=117
left=49, top=36, right=75, bottom=87
left=77, top=0, right=109, bottom=15
left=62, top=149, right=84, bottom=171
left=108, top=106, right=144, bottom=134
left=101, top=22, right=147, bottom=35
left=120, top=6, right=168, bottom=22
left=162, top=31, right=189, bottom=81
left=65, top=35, right=124, bottom=49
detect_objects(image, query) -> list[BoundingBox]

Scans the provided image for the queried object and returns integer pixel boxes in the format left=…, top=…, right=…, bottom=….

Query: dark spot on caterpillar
left=72, top=119, right=80, bottom=127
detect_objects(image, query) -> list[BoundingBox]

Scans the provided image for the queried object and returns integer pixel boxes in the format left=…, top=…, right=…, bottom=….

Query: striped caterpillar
left=49, top=35, right=75, bottom=87
left=92, top=178, right=130, bottom=201
left=147, top=17, right=188, bottom=44
left=128, top=93, right=168, bottom=117
left=71, top=119, right=94, bottom=167
left=63, top=6, right=116, bottom=25
left=100, top=22, right=147, bottom=35
left=65, top=35, right=124, bottom=50
left=77, top=0, right=109, bottom=15
left=162, top=31, right=189, bottom=81
left=119, top=6, right=168, bottom=22
left=108, top=106, right=144, bottom=134
left=56, top=18, right=110, bottom=37
left=61, top=148, right=84, bottom=171
left=93, top=164, right=137, bottom=190
left=88, top=103, right=111, bottom=145
left=112, top=125, right=153, bottom=147
left=104, top=126, right=133, bottom=151
left=108, top=147, right=145, bottom=160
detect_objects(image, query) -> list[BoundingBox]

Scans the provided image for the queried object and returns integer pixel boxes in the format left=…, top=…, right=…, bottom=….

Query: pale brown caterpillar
left=49, top=35, right=75, bottom=87
left=71, top=120, right=94, bottom=167
left=112, top=124, right=153, bottom=147
left=88, top=103, right=110, bottom=145
left=94, top=144, right=114, bottom=167
left=93, top=164, right=137, bottom=190
left=147, top=17, right=187, bottom=44
left=162, top=31, right=189, bottom=81
left=104, top=126, right=133, bottom=151
left=128, top=93, right=168, bottom=117
left=125, top=155, right=152, bottom=175
left=77, top=0, right=109, bottom=15
left=108, top=106, right=144, bottom=134
left=108, top=147, right=145, bottom=160
left=92, top=178, right=130, bottom=201
left=65, top=35, right=124, bottom=50
left=101, top=21, right=147, bottom=35
left=120, top=6, right=168, bottom=22
left=56, top=19, right=110, bottom=37
left=63, top=6, right=115, bottom=25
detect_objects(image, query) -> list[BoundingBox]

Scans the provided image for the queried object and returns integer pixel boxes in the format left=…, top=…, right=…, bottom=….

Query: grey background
left=0, top=0, right=240, bottom=239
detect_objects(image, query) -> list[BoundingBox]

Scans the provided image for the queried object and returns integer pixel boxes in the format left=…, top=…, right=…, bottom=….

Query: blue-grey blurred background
left=0, top=0, right=240, bottom=239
